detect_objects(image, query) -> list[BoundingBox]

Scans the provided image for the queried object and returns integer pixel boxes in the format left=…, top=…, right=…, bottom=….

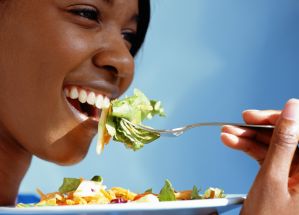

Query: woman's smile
left=63, top=85, right=111, bottom=121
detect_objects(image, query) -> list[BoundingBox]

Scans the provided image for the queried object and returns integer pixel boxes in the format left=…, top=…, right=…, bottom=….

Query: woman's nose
left=92, top=34, right=135, bottom=95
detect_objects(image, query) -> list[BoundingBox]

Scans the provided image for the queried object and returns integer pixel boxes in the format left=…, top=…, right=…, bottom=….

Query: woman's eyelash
left=69, top=7, right=136, bottom=47
left=70, top=8, right=99, bottom=22
left=122, top=32, right=137, bottom=45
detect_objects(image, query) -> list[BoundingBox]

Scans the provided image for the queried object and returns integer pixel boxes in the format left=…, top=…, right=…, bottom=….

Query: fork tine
left=123, top=119, right=186, bottom=137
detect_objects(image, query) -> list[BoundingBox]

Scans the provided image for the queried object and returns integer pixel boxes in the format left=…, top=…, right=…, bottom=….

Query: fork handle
left=187, top=122, right=275, bottom=129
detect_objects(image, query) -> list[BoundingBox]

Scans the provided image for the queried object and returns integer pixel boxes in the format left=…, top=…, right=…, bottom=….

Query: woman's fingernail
left=242, top=109, right=259, bottom=113
left=281, top=98, right=299, bottom=121
left=242, top=109, right=260, bottom=116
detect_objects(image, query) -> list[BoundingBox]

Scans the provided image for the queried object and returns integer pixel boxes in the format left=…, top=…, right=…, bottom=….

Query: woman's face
left=0, top=0, right=138, bottom=164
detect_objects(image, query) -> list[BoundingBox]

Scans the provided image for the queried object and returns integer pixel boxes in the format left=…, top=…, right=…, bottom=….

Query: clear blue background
left=20, top=0, right=299, bottom=214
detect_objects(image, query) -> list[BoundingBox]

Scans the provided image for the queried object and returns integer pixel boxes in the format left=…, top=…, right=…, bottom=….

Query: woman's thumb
left=261, top=99, right=299, bottom=182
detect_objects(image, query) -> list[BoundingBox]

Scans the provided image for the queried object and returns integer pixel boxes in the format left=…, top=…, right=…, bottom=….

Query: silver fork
left=123, top=119, right=275, bottom=137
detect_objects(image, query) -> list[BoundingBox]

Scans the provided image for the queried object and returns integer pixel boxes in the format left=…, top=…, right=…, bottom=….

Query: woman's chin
left=50, top=149, right=89, bottom=166
left=42, top=139, right=92, bottom=166
left=39, top=121, right=98, bottom=165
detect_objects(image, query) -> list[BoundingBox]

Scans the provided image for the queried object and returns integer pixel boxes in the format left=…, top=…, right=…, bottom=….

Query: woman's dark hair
left=131, top=0, right=150, bottom=56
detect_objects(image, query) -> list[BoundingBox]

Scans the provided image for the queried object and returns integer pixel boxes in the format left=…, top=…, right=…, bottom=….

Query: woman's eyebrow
left=102, top=0, right=113, bottom=6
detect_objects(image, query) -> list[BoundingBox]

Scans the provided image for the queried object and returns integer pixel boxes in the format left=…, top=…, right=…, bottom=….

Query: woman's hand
left=221, top=99, right=299, bottom=214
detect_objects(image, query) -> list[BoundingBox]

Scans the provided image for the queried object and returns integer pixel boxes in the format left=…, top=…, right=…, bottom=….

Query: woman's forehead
left=0, top=0, right=139, bottom=26
left=0, top=0, right=138, bottom=12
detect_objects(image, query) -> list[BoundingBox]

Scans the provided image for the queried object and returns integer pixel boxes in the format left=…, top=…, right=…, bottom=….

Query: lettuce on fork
left=97, top=89, right=165, bottom=154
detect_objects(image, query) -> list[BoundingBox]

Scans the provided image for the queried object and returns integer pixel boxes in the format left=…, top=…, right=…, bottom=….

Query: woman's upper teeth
left=64, top=86, right=110, bottom=109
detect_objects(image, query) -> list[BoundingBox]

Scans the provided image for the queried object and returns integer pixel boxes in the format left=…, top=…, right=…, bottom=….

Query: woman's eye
left=70, top=8, right=99, bottom=22
left=122, top=32, right=137, bottom=46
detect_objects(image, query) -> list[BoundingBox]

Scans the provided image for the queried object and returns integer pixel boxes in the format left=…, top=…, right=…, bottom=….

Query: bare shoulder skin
left=0, top=0, right=139, bottom=205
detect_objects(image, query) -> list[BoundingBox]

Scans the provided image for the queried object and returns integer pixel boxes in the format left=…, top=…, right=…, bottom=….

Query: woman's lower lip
left=63, top=93, right=100, bottom=123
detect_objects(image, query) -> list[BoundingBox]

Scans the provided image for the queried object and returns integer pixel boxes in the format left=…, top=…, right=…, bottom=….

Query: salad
left=97, top=89, right=165, bottom=154
left=16, top=90, right=227, bottom=208
left=17, top=176, right=225, bottom=207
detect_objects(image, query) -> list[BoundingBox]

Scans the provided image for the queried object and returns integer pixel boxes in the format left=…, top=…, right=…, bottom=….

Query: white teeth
left=103, top=97, right=110, bottom=108
left=70, top=87, right=79, bottom=99
left=87, top=92, right=96, bottom=105
left=79, top=89, right=87, bottom=103
left=95, top=95, right=104, bottom=109
left=65, top=86, right=110, bottom=110
left=64, top=88, right=69, bottom=97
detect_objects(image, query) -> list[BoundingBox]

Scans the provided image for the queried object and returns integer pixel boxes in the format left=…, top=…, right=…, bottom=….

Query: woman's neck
left=0, top=130, right=32, bottom=206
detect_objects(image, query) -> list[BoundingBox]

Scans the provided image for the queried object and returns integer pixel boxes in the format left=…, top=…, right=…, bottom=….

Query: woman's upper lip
left=63, top=80, right=120, bottom=99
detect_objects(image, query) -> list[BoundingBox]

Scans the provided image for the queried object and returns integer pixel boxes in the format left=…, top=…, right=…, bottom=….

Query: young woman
left=0, top=0, right=149, bottom=205
left=0, top=1, right=298, bottom=214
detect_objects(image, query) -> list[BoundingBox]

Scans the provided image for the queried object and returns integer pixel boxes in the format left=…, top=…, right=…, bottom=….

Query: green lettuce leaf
left=191, top=185, right=202, bottom=199
left=105, top=89, right=165, bottom=151
left=58, top=178, right=81, bottom=194
left=91, top=175, right=103, bottom=183
left=158, top=179, right=176, bottom=201
left=144, top=188, right=153, bottom=193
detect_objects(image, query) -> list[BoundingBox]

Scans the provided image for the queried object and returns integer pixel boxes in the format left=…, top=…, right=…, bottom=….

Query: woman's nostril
left=102, top=65, right=130, bottom=79
left=101, top=65, right=122, bottom=79
left=103, top=65, right=118, bottom=75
